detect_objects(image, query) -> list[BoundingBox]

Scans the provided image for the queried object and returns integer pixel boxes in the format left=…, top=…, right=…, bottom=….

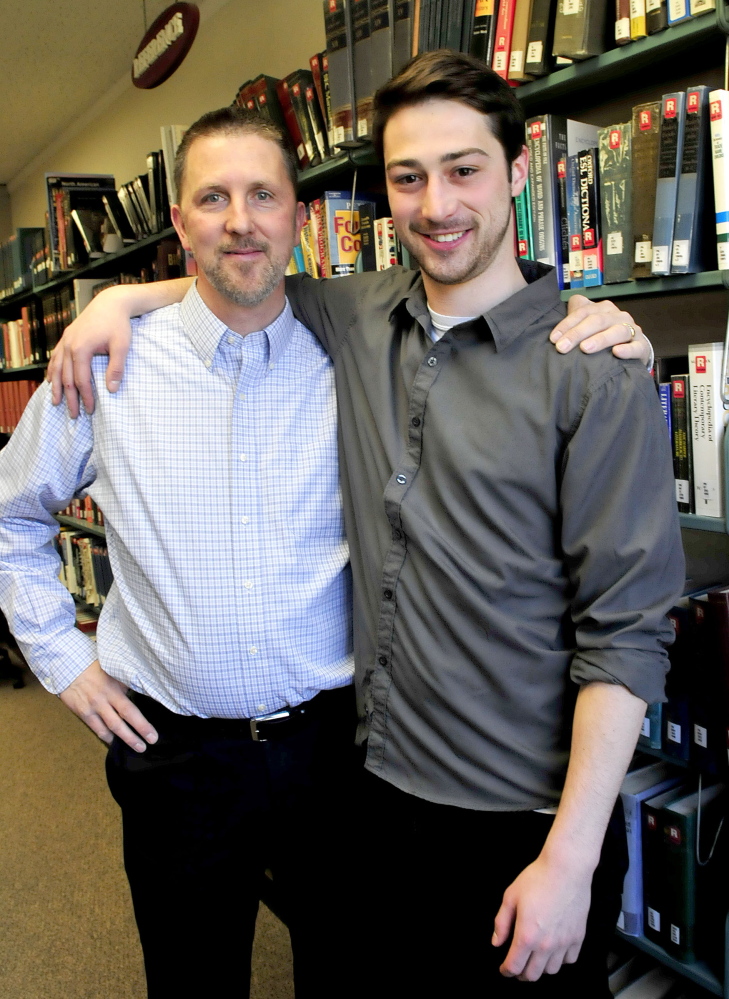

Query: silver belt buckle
left=250, top=709, right=291, bottom=742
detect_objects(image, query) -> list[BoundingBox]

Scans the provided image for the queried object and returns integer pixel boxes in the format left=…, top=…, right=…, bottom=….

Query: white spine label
left=616, top=17, right=630, bottom=39
left=672, top=239, right=689, bottom=267
left=526, top=41, right=543, bottom=63
left=635, top=240, right=651, bottom=263
left=694, top=723, right=708, bottom=748
left=652, top=245, right=669, bottom=271
left=607, top=232, right=623, bottom=255
left=647, top=908, right=661, bottom=931
left=667, top=721, right=682, bottom=743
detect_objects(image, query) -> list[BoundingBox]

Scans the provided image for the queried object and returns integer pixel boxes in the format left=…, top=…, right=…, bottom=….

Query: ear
left=510, top=144, right=529, bottom=199
left=294, top=201, right=307, bottom=245
left=171, top=204, right=192, bottom=252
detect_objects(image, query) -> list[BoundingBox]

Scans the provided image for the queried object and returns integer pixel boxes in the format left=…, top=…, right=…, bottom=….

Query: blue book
left=619, top=761, right=684, bottom=936
left=566, top=154, right=584, bottom=288
left=652, top=92, right=686, bottom=275
left=667, top=0, right=692, bottom=24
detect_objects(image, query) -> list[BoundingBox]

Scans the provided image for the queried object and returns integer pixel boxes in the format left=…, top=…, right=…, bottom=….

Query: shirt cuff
left=31, top=629, right=100, bottom=695
left=570, top=647, right=669, bottom=705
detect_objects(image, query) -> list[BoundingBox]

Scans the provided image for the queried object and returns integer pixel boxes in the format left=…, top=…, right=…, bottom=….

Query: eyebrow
left=386, top=147, right=490, bottom=170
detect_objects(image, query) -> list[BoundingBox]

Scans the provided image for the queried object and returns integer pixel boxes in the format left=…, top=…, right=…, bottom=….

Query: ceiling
left=0, top=0, right=176, bottom=185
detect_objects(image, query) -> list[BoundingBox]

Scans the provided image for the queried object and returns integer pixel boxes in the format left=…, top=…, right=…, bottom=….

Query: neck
left=195, top=275, right=286, bottom=335
left=422, top=243, right=527, bottom=317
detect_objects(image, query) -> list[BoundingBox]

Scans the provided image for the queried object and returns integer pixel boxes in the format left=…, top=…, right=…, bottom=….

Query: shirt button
left=411, top=417, right=421, bottom=427
left=427, top=356, right=437, bottom=367
left=384, top=589, right=393, bottom=599
left=204, top=359, right=212, bottom=369
left=241, top=516, right=250, bottom=524
left=396, top=474, right=407, bottom=485
left=378, top=656, right=388, bottom=666
left=269, top=362, right=275, bottom=370
left=240, top=454, right=247, bottom=462
left=257, top=704, right=267, bottom=713
left=244, top=580, right=253, bottom=590
left=227, top=336, right=236, bottom=345
left=249, top=646, right=258, bottom=655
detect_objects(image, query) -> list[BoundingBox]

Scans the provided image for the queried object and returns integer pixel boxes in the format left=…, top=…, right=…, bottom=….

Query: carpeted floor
left=0, top=663, right=293, bottom=999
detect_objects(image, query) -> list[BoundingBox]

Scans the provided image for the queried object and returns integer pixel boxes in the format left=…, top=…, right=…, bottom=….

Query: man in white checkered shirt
left=0, top=109, right=358, bottom=999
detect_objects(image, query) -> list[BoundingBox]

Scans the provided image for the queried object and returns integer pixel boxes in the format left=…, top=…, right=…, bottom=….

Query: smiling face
left=384, top=98, right=528, bottom=295
left=171, top=130, right=305, bottom=329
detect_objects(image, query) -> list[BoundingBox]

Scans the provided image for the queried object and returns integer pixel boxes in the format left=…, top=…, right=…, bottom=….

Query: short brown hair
left=173, top=106, right=299, bottom=201
left=372, top=50, right=526, bottom=168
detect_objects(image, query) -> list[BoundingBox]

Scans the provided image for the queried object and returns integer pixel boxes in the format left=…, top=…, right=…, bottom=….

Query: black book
left=670, top=374, right=694, bottom=513
left=103, top=192, right=136, bottom=243
left=358, top=202, right=378, bottom=271
left=647, top=0, right=668, bottom=32
left=524, top=0, right=556, bottom=76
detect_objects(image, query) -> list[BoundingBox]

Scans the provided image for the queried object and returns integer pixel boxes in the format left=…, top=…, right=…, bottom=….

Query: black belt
left=129, top=686, right=350, bottom=743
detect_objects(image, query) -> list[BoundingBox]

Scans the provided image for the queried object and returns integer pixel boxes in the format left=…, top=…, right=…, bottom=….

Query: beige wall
left=11, top=0, right=325, bottom=227
left=0, top=186, right=11, bottom=241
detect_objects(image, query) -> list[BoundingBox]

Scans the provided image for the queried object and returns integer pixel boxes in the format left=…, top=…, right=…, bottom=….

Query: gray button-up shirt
left=287, top=261, right=684, bottom=811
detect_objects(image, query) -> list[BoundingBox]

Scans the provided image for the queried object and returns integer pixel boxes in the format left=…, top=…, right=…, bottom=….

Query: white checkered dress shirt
left=0, top=285, right=353, bottom=717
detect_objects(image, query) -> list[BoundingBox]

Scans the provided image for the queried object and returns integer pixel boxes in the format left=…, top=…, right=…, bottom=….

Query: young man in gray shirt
left=48, top=53, right=678, bottom=997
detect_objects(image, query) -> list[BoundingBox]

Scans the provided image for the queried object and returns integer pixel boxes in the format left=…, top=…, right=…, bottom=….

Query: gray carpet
left=0, top=665, right=293, bottom=999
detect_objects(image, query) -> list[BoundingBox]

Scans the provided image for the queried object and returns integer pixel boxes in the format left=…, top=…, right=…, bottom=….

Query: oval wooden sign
left=132, top=3, right=200, bottom=90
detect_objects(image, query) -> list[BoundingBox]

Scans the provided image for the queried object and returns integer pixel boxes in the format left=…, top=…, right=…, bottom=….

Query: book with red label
left=709, top=89, right=729, bottom=270
left=275, top=78, right=310, bottom=170
left=309, top=53, right=333, bottom=151
left=525, top=115, right=570, bottom=287
left=642, top=782, right=691, bottom=950
left=323, top=0, right=356, bottom=145
left=576, top=147, right=602, bottom=285
left=251, top=75, right=288, bottom=135
left=631, top=101, right=661, bottom=277
left=286, top=70, right=324, bottom=168
left=688, top=342, right=729, bottom=517
left=661, top=783, right=726, bottom=965
left=672, top=86, right=714, bottom=274
left=652, top=92, right=686, bottom=276
left=491, top=0, right=518, bottom=79
left=670, top=374, right=693, bottom=512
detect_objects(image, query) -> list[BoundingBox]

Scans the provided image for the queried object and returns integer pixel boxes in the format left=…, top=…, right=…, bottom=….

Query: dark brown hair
left=372, top=50, right=526, bottom=168
left=173, top=106, right=299, bottom=201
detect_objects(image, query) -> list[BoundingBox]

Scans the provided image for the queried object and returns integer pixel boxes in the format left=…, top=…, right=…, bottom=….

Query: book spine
left=667, top=0, right=691, bottom=23
left=671, top=374, right=694, bottom=513
left=470, top=0, right=496, bottom=66
left=524, top=0, right=555, bottom=73
left=630, top=0, right=647, bottom=36
left=578, top=147, right=602, bottom=285
left=392, top=0, right=413, bottom=72
left=646, top=0, right=668, bottom=27
left=553, top=0, right=609, bottom=59
left=632, top=101, right=661, bottom=278
left=689, top=342, right=728, bottom=517
left=616, top=0, right=631, bottom=43
left=514, top=188, right=531, bottom=258
left=599, top=123, right=633, bottom=283
left=652, top=92, right=686, bottom=276
left=566, top=153, right=584, bottom=286
left=492, top=0, right=517, bottom=78
left=709, top=90, right=729, bottom=270
left=508, top=0, right=535, bottom=82
left=672, top=86, right=711, bottom=274
left=324, top=0, right=356, bottom=145
left=352, top=0, right=374, bottom=138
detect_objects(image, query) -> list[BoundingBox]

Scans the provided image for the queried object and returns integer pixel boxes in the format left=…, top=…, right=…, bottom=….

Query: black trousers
left=355, top=770, right=629, bottom=999
left=105, top=685, right=360, bottom=999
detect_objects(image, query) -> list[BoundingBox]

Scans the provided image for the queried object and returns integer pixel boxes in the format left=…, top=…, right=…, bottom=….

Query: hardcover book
left=324, top=0, right=356, bottom=145
left=598, top=122, right=633, bottom=283
left=631, top=101, right=661, bottom=278
left=552, top=0, right=610, bottom=59
left=688, top=341, right=729, bottom=517
left=672, top=86, right=714, bottom=274
left=652, top=92, right=686, bottom=276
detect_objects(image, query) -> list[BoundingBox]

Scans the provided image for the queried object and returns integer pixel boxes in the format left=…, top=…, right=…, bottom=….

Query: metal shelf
left=616, top=929, right=725, bottom=996
left=55, top=514, right=106, bottom=538
left=561, top=271, right=729, bottom=301
left=0, top=227, right=178, bottom=310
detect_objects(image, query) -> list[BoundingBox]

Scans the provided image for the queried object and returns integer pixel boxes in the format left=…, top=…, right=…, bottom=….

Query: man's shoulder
left=286, top=266, right=418, bottom=312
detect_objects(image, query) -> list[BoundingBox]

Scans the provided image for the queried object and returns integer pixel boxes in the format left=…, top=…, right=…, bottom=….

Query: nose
left=224, top=197, right=254, bottom=235
left=420, top=176, right=457, bottom=223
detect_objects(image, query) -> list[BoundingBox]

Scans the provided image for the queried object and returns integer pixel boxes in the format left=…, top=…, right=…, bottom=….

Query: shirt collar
left=180, top=281, right=297, bottom=367
left=392, top=260, right=561, bottom=352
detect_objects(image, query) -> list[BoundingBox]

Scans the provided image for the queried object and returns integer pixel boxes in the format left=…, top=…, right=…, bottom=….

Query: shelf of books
left=56, top=513, right=106, bottom=539
left=517, top=12, right=724, bottom=110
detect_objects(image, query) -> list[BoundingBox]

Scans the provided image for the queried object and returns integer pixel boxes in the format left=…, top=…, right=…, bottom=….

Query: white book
left=72, top=278, right=106, bottom=317
left=688, top=341, right=729, bottom=517
left=160, top=124, right=188, bottom=206
left=709, top=90, right=729, bottom=269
